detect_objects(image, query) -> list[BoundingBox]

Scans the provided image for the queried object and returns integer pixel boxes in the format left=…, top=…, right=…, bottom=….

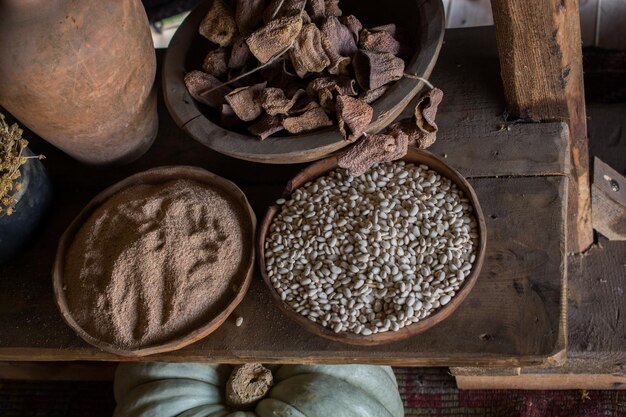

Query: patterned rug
left=395, top=368, right=626, bottom=417
left=1, top=368, right=625, bottom=417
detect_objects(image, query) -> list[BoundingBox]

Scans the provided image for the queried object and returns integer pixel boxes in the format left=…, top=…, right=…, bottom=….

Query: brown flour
left=64, top=179, right=247, bottom=349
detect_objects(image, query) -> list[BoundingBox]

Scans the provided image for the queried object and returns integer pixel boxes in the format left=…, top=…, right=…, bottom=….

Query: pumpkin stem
left=225, top=363, right=273, bottom=410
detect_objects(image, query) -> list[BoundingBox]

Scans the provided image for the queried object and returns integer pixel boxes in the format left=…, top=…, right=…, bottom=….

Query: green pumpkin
left=114, top=362, right=404, bottom=417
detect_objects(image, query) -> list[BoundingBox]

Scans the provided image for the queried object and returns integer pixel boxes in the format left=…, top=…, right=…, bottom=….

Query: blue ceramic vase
left=0, top=148, right=52, bottom=263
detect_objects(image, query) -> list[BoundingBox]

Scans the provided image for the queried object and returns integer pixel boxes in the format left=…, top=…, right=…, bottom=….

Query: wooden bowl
left=163, top=0, right=445, bottom=164
left=257, top=148, right=487, bottom=345
left=53, top=166, right=256, bottom=357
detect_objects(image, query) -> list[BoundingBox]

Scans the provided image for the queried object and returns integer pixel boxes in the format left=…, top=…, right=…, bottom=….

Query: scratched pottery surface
left=0, top=0, right=158, bottom=166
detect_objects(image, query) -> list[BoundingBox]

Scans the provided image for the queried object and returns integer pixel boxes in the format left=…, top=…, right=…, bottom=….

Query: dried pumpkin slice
left=283, top=107, right=333, bottom=133
left=247, top=15, right=303, bottom=64
left=336, top=95, right=373, bottom=142
left=199, top=0, right=237, bottom=47
left=340, top=15, right=363, bottom=43
left=229, top=36, right=253, bottom=69
left=359, top=29, right=401, bottom=55
left=360, top=85, right=390, bottom=104
left=288, top=98, right=321, bottom=115
left=184, top=70, right=232, bottom=108
left=385, top=88, right=443, bottom=149
left=388, top=119, right=436, bottom=149
left=338, top=133, right=394, bottom=176
left=318, top=88, right=335, bottom=111
left=249, top=114, right=285, bottom=140
left=414, top=87, right=444, bottom=135
left=289, top=23, right=330, bottom=77
left=324, top=0, right=342, bottom=17
left=387, top=87, right=444, bottom=148
left=202, top=48, right=229, bottom=79
left=387, top=129, right=410, bottom=161
left=338, top=130, right=408, bottom=176
left=306, top=75, right=357, bottom=97
left=260, top=88, right=306, bottom=116
left=320, top=16, right=357, bottom=74
left=225, top=82, right=267, bottom=121
left=353, top=50, right=405, bottom=90
left=235, top=0, right=264, bottom=32
left=370, top=23, right=397, bottom=37
left=306, top=0, right=342, bottom=21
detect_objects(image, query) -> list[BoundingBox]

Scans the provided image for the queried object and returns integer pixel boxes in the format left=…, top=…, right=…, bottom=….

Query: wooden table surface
left=0, top=27, right=569, bottom=366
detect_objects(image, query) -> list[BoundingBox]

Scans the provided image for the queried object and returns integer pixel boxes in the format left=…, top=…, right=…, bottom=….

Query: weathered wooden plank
left=452, top=238, right=626, bottom=388
left=0, top=28, right=569, bottom=366
left=592, top=158, right=626, bottom=240
left=431, top=120, right=570, bottom=179
left=456, top=373, right=626, bottom=390
left=0, top=176, right=568, bottom=366
left=490, top=0, right=584, bottom=120
left=410, top=27, right=570, bottom=178
left=568, top=239, right=626, bottom=369
left=490, top=0, right=592, bottom=252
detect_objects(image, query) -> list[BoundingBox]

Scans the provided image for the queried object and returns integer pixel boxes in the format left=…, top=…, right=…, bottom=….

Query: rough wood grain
left=0, top=29, right=569, bottom=366
left=411, top=27, right=571, bottom=178
left=490, top=0, right=592, bottom=253
left=452, top=238, right=626, bottom=388
left=592, top=157, right=626, bottom=240
left=568, top=239, right=626, bottom=371
left=0, top=175, right=567, bottom=366
left=456, top=373, right=626, bottom=390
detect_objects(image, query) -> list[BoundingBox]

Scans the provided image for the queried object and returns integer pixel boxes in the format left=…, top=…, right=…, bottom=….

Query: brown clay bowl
left=258, top=148, right=487, bottom=345
left=163, top=0, right=445, bottom=164
left=53, top=166, right=256, bottom=357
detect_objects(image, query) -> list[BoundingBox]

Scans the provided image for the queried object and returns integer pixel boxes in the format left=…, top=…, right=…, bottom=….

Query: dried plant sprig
left=0, top=113, right=44, bottom=216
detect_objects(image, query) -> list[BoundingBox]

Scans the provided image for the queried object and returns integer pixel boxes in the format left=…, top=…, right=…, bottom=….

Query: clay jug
left=0, top=0, right=158, bottom=166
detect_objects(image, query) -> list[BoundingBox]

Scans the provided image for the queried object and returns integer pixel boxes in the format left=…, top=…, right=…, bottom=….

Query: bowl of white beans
left=258, top=147, right=487, bottom=345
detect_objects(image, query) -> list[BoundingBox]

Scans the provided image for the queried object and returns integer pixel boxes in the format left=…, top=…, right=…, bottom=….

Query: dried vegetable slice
left=336, top=95, right=373, bottom=142
left=225, top=82, right=267, bottom=121
left=283, top=107, right=333, bottom=133
left=199, top=0, right=237, bottom=47
left=184, top=71, right=232, bottom=108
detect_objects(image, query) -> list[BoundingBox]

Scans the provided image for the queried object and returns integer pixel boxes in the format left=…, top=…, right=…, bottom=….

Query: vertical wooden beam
left=490, top=0, right=593, bottom=252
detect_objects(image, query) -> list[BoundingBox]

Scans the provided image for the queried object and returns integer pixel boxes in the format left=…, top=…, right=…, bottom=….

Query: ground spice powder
left=64, top=179, right=246, bottom=350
